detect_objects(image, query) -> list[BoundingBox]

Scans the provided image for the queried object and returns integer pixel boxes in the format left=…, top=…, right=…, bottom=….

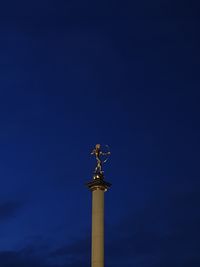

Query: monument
left=86, top=144, right=111, bottom=267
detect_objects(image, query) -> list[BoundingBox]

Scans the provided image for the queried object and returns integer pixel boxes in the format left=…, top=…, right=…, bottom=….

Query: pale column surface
left=92, top=188, right=105, bottom=267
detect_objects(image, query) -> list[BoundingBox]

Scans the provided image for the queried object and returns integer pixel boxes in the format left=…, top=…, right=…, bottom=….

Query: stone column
left=87, top=179, right=111, bottom=267
left=92, top=187, right=104, bottom=267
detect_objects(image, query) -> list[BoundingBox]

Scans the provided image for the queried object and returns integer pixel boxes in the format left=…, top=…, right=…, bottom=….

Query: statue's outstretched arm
left=91, top=149, right=96, bottom=155
left=101, top=152, right=111, bottom=156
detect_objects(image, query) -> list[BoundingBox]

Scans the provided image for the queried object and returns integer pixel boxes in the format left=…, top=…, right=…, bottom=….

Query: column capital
left=86, top=178, right=111, bottom=192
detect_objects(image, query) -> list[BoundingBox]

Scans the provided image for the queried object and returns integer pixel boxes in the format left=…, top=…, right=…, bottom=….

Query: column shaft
left=92, top=188, right=104, bottom=267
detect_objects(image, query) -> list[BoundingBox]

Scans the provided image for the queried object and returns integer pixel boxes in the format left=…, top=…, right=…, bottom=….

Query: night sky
left=0, top=1, right=199, bottom=266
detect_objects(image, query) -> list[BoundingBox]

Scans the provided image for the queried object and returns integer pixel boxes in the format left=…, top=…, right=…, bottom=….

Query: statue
left=91, top=144, right=111, bottom=179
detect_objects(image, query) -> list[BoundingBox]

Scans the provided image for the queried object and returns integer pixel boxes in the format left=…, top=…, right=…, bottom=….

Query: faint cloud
left=0, top=186, right=199, bottom=267
left=49, top=236, right=90, bottom=266
left=0, top=246, right=89, bottom=267
left=0, top=250, right=41, bottom=267
left=105, top=188, right=200, bottom=267
left=46, top=187, right=200, bottom=267
left=0, top=201, right=22, bottom=221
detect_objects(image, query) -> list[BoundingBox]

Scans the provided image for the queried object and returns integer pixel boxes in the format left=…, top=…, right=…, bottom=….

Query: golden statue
left=91, top=144, right=111, bottom=179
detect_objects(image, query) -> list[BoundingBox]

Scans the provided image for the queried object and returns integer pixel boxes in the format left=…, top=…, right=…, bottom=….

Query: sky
left=0, top=0, right=199, bottom=266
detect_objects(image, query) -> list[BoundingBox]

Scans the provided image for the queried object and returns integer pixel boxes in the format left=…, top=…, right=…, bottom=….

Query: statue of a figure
left=91, top=144, right=111, bottom=178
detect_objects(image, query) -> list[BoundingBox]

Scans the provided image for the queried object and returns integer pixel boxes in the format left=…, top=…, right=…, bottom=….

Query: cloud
left=46, top=184, right=200, bottom=267
left=0, top=184, right=199, bottom=267
left=50, top=237, right=90, bottom=257
left=0, top=201, right=22, bottom=221
left=105, top=187, right=200, bottom=267
left=49, top=237, right=90, bottom=266
left=0, top=250, right=42, bottom=267
left=0, top=247, right=88, bottom=267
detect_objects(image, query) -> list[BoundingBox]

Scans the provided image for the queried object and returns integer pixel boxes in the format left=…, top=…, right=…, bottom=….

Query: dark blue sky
left=0, top=1, right=199, bottom=266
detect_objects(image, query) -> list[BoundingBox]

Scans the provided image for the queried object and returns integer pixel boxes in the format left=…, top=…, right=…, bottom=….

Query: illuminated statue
left=91, top=144, right=110, bottom=179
